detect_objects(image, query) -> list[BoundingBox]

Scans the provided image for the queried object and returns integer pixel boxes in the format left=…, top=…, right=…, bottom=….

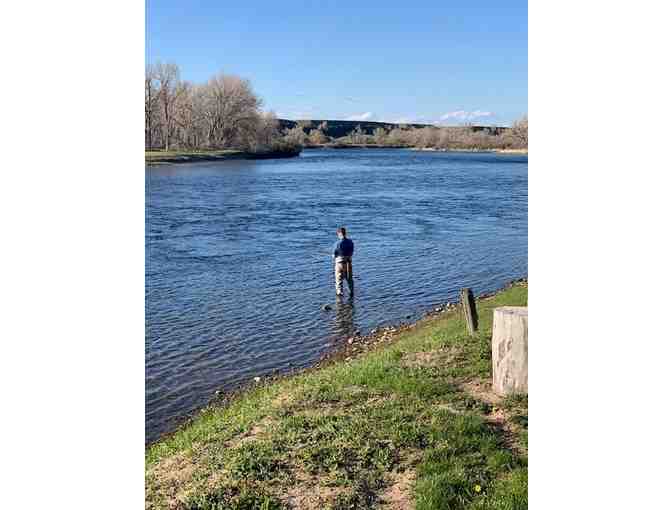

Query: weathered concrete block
left=492, top=306, right=528, bottom=395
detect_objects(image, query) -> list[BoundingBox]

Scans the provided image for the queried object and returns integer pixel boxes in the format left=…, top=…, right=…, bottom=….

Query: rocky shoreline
left=148, top=277, right=527, bottom=447
left=313, top=278, right=528, bottom=368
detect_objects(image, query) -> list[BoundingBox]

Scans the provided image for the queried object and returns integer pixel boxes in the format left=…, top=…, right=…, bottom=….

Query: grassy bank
left=146, top=149, right=301, bottom=165
left=146, top=282, right=528, bottom=509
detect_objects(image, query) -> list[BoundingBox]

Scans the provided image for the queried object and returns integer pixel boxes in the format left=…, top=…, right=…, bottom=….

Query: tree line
left=290, top=118, right=528, bottom=150
left=390, top=118, right=527, bottom=150
left=146, top=61, right=527, bottom=153
left=145, top=62, right=302, bottom=153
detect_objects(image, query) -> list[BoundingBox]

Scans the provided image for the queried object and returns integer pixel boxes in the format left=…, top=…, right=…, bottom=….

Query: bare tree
left=154, top=62, right=182, bottom=151
left=171, top=81, right=200, bottom=148
left=282, top=125, right=307, bottom=147
left=308, top=127, right=328, bottom=145
left=387, top=128, right=407, bottom=146
left=349, top=125, right=367, bottom=145
left=373, top=127, right=387, bottom=145
left=510, top=115, right=528, bottom=148
left=415, top=127, right=439, bottom=148
left=145, top=60, right=318, bottom=154
left=398, top=123, right=515, bottom=151
left=252, top=111, right=281, bottom=151
left=199, top=74, right=263, bottom=149
left=145, top=65, right=158, bottom=149
left=437, top=128, right=453, bottom=149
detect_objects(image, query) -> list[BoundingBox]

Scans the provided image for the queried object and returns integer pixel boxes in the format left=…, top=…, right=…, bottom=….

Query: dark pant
left=335, top=259, right=353, bottom=295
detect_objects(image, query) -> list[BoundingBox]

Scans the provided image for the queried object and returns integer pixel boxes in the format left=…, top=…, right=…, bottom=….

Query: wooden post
left=491, top=306, right=528, bottom=395
left=460, top=288, right=478, bottom=335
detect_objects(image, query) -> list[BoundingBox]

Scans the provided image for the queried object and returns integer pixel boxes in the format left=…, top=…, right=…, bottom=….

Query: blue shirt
left=333, top=237, right=354, bottom=258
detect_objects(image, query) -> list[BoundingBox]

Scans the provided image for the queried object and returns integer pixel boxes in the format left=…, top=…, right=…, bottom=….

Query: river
left=145, top=148, right=527, bottom=442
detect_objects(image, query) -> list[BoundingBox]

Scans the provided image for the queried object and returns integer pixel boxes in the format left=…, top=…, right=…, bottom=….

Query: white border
left=1, top=1, right=144, bottom=508
left=1, top=1, right=671, bottom=508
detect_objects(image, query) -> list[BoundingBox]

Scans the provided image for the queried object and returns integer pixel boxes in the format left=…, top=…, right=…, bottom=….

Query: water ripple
left=145, top=149, right=527, bottom=442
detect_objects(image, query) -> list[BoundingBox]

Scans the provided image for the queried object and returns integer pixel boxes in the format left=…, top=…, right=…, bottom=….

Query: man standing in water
left=333, top=227, right=354, bottom=297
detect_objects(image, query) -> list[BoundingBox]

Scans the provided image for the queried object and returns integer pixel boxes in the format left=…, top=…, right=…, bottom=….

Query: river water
left=146, top=149, right=527, bottom=442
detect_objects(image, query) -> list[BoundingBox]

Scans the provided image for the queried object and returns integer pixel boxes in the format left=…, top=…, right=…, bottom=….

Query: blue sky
left=146, top=1, right=527, bottom=126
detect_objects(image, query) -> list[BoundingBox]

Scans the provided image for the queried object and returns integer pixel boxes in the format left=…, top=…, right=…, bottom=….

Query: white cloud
left=440, top=111, right=467, bottom=120
left=440, top=110, right=494, bottom=121
left=378, top=115, right=430, bottom=124
left=345, top=112, right=374, bottom=121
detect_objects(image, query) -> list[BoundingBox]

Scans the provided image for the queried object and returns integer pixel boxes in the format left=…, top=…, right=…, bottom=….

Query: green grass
left=146, top=282, right=528, bottom=509
left=145, top=150, right=244, bottom=164
left=145, top=150, right=241, bottom=156
left=145, top=147, right=301, bottom=164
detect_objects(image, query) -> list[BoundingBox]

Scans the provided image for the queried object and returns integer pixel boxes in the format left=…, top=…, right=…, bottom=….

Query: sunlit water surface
left=146, top=149, right=527, bottom=442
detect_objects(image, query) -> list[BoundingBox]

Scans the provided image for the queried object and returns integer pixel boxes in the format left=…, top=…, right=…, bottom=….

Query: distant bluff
left=278, top=119, right=508, bottom=138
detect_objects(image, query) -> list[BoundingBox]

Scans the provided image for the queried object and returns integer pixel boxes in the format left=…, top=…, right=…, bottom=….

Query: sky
left=146, top=1, right=527, bottom=126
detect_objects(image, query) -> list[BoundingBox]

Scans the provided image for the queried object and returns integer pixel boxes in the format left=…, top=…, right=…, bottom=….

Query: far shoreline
left=411, top=147, right=528, bottom=154
left=146, top=146, right=526, bottom=166
left=145, top=148, right=302, bottom=166
left=303, top=144, right=527, bottom=154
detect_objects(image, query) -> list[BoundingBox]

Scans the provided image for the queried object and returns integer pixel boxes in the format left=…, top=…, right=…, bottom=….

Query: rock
left=347, top=338, right=354, bottom=344
left=253, top=376, right=261, bottom=383
left=321, top=304, right=332, bottom=311
left=406, top=315, right=412, bottom=319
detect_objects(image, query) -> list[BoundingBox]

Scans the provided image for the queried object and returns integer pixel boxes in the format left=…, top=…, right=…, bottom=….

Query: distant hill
left=278, top=119, right=507, bottom=138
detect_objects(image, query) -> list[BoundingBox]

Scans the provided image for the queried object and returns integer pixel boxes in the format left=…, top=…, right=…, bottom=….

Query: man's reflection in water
left=332, top=295, right=358, bottom=339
